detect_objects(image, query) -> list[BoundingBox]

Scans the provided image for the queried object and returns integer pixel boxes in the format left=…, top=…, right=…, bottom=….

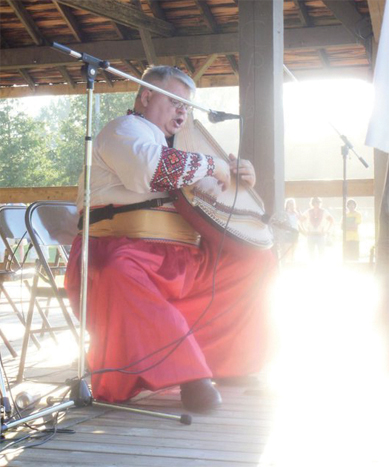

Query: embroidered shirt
left=76, top=113, right=215, bottom=211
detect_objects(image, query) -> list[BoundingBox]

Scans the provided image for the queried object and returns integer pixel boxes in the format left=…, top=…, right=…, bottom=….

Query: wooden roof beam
left=52, top=1, right=84, bottom=42
left=317, top=49, right=331, bottom=68
left=0, top=26, right=360, bottom=71
left=367, top=0, right=386, bottom=42
left=194, top=0, right=219, bottom=33
left=181, top=57, right=195, bottom=74
left=193, top=1, right=240, bottom=78
left=100, top=70, right=114, bottom=88
left=55, top=0, right=174, bottom=37
left=112, top=23, right=134, bottom=40
left=123, top=60, right=142, bottom=78
left=18, top=69, right=35, bottom=90
left=5, top=0, right=46, bottom=46
left=193, top=54, right=218, bottom=83
left=322, top=0, right=373, bottom=45
left=144, top=0, right=167, bottom=21
left=58, top=65, right=77, bottom=88
left=292, top=0, right=312, bottom=27
left=132, top=0, right=159, bottom=66
left=226, top=54, right=239, bottom=76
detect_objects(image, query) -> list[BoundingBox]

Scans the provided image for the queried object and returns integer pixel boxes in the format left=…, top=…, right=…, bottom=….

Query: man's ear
left=140, top=89, right=152, bottom=107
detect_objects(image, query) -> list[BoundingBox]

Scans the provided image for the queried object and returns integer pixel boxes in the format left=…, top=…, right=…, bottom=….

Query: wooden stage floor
left=0, top=283, right=274, bottom=467
left=1, top=264, right=389, bottom=467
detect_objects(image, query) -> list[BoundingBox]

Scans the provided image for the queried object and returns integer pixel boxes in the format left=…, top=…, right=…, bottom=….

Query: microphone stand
left=1, top=43, right=197, bottom=439
left=335, top=132, right=369, bottom=263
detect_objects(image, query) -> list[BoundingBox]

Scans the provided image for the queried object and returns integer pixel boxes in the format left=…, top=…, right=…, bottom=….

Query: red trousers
left=65, top=236, right=276, bottom=402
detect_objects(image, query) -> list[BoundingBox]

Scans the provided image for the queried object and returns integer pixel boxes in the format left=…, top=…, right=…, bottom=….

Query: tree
left=0, top=92, right=136, bottom=188
left=0, top=99, right=56, bottom=187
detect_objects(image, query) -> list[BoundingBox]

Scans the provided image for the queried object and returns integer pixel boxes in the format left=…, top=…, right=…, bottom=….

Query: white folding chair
left=17, top=201, right=79, bottom=382
left=0, top=205, right=42, bottom=356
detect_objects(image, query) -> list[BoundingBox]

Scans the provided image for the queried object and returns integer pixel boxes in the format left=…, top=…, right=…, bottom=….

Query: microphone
left=208, top=110, right=241, bottom=123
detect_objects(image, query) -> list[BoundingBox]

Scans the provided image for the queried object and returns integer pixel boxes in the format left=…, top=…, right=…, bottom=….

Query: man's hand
left=228, top=154, right=256, bottom=188
left=213, top=159, right=231, bottom=191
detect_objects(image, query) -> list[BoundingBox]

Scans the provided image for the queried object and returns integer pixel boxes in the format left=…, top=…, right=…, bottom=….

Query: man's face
left=140, top=78, right=192, bottom=138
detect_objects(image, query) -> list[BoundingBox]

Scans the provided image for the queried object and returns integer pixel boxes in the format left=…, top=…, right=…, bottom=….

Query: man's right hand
left=213, top=159, right=231, bottom=191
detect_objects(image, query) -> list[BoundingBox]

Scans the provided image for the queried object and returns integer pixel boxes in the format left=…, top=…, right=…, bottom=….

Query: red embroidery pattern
left=150, top=147, right=202, bottom=191
left=127, top=109, right=144, bottom=118
left=205, top=155, right=215, bottom=176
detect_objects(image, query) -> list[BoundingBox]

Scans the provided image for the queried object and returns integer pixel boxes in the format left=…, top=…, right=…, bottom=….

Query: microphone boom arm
left=52, top=42, right=227, bottom=119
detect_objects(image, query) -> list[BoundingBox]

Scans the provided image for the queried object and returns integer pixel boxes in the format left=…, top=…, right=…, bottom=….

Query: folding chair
left=0, top=205, right=41, bottom=356
left=17, top=201, right=79, bottom=383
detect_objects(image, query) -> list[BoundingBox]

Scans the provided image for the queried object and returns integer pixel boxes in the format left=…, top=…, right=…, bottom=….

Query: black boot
left=180, top=378, right=222, bottom=413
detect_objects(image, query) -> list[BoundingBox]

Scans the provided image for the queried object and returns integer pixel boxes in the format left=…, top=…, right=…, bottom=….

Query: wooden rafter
left=226, top=54, right=239, bottom=76
left=112, top=23, right=134, bottom=40
left=123, top=60, right=142, bottom=78
left=55, top=0, right=174, bottom=37
left=193, top=54, right=218, bottom=82
left=100, top=70, right=114, bottom=88
left=58, top=65, right=76, bottom=88
left=194, top=0, right=219, bottom=32
left=1, top=26, right=361, bottom=71
left=144, top=0, right=167, bottom=21
left=292, top=0, right=311, bottom=27
left=52, top=1, right=84, bottom=42
left=181, top=57, right=195, bottom=74
left=5, top=0, right=45, bottom=46
left=132, top=0, right=159, bottom=66
left=18, top=69, right=35, bottom=90
left=317, top=49, right=331, bottom=68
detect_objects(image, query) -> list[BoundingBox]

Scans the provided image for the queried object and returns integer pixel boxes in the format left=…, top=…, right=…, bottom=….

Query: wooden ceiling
left=0, top=0, right=382, bottom=98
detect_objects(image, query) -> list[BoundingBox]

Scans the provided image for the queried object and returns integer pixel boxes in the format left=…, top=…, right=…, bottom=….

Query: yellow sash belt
left=86, top=208, right=201, bottom=246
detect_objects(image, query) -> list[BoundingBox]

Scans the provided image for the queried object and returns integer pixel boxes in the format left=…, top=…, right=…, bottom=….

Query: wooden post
left=238, top=0, right=285, bottom=215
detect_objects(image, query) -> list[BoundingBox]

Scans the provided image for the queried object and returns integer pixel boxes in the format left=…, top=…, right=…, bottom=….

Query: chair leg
left=24, top=280, right=58, bottom=343
left=0, top=283, right=41, bottom=349
left=16, top=275, right=39, bottom=383
left=0, top=328, right=17, bottom=358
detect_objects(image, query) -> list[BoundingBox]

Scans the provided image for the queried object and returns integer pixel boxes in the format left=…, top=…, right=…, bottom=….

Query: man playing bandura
left=65, top=66, right=276, bottom=412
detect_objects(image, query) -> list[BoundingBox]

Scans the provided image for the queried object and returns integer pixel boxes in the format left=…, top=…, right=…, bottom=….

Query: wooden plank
left=0, top=186, right=77, bottom=203
left=285, top=178, right=375, bottom=198
left=6, top=449, right=256, bottom=467
left=55, top=0, right=174, bottom=37
left=15, top=438, right=262, bottom=463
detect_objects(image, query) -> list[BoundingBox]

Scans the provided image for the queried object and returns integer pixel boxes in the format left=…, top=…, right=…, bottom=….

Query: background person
left=343, top=198, right=362, bottom=261
left=300, top=197, right=334, bottom=261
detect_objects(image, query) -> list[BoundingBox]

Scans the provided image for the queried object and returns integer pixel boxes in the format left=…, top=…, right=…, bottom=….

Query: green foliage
left=0, top=99, right=56, bottom=187
left=0, top=92, right=136, bottom=188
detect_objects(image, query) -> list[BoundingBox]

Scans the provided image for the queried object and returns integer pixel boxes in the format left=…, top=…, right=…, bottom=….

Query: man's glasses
left=169, top=98, right=193, bottom=113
